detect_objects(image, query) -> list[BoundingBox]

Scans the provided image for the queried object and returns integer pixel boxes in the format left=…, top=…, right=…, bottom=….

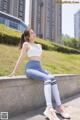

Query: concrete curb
left=0, top=74, right=80, bottom=118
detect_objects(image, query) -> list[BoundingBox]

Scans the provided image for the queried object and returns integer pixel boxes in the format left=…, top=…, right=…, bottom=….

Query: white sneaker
left=43, top=107, right=60, bottom=120
left=56, top=111, right=71, bottom=119
left=56, top=106, right=71, bottom=119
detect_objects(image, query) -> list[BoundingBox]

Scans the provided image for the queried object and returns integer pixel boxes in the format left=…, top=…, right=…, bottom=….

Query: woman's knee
left=43, top=74, right=57, bottom=85
left=47, top=73, right=56, bottom=81
left=44, top=79, right=52, bottom=85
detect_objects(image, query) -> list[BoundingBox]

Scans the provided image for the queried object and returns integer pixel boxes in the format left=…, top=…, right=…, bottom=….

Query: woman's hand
left=8, top=72, right=16, bottom=77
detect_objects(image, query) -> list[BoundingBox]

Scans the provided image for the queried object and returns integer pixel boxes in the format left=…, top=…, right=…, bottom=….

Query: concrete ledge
left=0, top=74, right=80, bottom=118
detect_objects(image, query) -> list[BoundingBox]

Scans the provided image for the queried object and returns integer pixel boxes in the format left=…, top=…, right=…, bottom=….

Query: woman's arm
left=9, top=42, right=28, bottom=76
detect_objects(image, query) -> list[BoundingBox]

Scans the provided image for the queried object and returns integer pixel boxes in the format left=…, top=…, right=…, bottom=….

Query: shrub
left=62, top=36, right=80, bottom=50
left=0, top=24, right=80, bottom=54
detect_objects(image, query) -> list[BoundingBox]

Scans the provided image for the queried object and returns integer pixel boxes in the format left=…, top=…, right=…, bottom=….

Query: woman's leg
left=51, top=77, right=71, bottom=119
left=51, top=79, right=62, bottom=107
left=26, top=68, right=70, bottom=119
left=26, top=69, right=60, bottom=120
left=26, top=68, right=54, bottom=81
left=26, top=68, right=61, bottom=106
left=44, top=79, right=53, bottom=108
left=26, top=69, right=53, bottom=107
left=42, top=70, right=62, bottom=107
left=44, top=79, right=60, bottom=120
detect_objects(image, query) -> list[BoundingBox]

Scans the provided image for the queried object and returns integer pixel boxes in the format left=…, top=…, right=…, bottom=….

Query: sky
left=62, top=4, right=80, bottom=37
left=25, top=0, right=80, bottom=37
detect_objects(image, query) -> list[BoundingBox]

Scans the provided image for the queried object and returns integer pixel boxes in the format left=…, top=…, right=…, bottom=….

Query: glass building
left=29, top=0, right=62, bottom=43
left=0, top=0, right=25, bottom=21
left=0, top=11, right=27, bottom=32
left=74, top=10, right=80, bottom=38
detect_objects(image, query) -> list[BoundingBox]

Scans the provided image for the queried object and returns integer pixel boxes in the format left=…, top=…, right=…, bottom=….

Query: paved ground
left=9, top=94, right=80, bottom=120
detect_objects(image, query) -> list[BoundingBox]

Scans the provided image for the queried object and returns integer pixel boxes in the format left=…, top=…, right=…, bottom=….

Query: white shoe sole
left=56, top=111, right=71, bottom=119
left=43, top=111, right=60, bottom=120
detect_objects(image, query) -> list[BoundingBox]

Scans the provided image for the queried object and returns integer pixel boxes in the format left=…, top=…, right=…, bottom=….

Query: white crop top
left=27, top=43, right=42, bottom=57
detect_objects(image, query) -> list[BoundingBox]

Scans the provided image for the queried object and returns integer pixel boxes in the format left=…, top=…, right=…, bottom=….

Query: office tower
left=74, top=10, right=80, bottom=38
left=0, top=0, right=25, bottom=21
left=29, top=0, right=62, bottom=43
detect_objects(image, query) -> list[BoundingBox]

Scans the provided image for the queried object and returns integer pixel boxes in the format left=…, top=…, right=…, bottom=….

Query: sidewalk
left=10, top=94, right=80, bottom=120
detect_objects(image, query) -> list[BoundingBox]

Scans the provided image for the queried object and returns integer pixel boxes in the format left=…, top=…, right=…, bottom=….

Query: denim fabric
left=25, top=60, right=55, bottom=81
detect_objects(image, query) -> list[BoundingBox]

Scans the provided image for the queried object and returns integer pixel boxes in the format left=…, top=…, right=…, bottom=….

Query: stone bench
left=0, top=74, right=80, bottom=118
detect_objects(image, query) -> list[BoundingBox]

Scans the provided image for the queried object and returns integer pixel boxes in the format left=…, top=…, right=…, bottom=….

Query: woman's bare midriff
left=28, top=56, right=41, bottom=61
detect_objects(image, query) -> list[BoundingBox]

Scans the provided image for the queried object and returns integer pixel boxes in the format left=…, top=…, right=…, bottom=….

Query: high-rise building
left=0, top=0, right=25, bottom=21
left=74, top=10, right=80, bottom=38
left=29, top=0, right=62, bottom=43
left=0, top=11, right=27, bottom=32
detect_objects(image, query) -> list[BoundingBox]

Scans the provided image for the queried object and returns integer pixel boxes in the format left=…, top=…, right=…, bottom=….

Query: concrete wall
left=0, top=74, right=80, bottom=118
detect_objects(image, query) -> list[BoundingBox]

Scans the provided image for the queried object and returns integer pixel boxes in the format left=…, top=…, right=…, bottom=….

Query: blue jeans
left=25, top=60, right=55, bottom=81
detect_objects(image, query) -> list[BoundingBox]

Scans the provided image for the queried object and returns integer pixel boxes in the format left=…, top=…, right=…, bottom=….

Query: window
left=0, top=17, right=5, bottom=24
left=19, top=0, right=23, bottom=5
left=19, top=5, right=23, bottom=11
left=9, top=21, right=18, bottom=29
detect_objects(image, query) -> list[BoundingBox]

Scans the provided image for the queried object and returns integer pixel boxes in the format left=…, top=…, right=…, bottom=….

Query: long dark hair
left=18, top=29, right=30, bottom=49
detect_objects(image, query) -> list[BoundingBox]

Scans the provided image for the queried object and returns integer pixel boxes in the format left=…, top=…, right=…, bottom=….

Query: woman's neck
left=29, top=41, right=35, bottom=44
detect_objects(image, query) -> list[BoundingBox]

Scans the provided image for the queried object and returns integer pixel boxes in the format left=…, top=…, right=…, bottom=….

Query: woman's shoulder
left=23, top=41, right=29, bottom=45
left=22, top=42, right=30, bottom=48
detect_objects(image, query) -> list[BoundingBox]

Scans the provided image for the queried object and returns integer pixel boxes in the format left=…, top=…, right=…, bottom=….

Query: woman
left=9, top=29, right=70, bottom=120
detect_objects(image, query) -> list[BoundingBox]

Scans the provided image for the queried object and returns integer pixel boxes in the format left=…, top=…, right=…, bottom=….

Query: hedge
left=0, top=24, right=80, bottom=54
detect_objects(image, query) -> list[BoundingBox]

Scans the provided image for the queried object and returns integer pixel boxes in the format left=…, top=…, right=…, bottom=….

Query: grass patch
left=0, top=44, right=80, bottom=76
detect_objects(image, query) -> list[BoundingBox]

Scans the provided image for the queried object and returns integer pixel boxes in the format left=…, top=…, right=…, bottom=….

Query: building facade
left=0, top=0, right=25, bottom=21
left=74, top=10, right=80, bottom=39
left=29, top=0, right=62, bottom=43
left=0, top=11, right=27, bottom=32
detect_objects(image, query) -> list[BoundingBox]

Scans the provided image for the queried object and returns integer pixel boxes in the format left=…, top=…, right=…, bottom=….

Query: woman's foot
left=43, top=107, right=60, bottom=120
left=55, top=105, right=71, bottom=119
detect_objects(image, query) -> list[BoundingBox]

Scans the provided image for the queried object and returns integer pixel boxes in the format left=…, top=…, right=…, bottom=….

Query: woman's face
left=29, top=29, right=36, bottom=42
